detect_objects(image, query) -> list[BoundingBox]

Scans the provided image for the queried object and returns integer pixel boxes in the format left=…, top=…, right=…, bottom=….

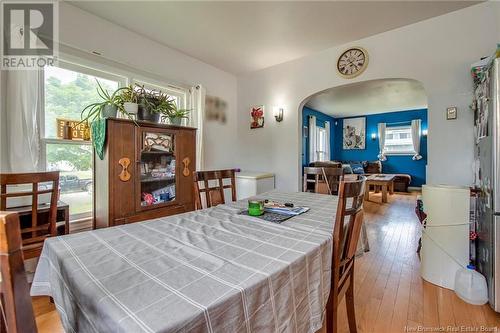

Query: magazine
left=264, top=201, right=309, bottom=216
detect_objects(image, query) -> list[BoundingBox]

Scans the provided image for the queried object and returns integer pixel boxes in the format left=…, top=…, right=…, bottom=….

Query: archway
left=298, top=78, right=428, bottom=191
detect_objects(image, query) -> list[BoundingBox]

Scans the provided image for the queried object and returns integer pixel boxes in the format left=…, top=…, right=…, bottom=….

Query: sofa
left=309, top=160, right=412, bottom=192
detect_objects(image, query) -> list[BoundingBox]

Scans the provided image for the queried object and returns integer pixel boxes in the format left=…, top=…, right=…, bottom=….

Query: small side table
left=364, top=174, right=395, bottom=203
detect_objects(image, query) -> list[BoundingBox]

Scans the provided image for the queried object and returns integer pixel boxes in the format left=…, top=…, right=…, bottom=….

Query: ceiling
left=305, top=78, right=427, bottom=117
left=68, top=1, right=479, bottom=74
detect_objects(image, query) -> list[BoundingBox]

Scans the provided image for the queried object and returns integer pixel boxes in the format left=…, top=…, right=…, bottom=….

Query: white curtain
left=377, top=122, right=387, bottom=161
left=325, top=121, right=331, bottom=161
left=188, top=85, right=206, bottom=171
left=5, top=70, right=43, bottom=172
left=309, top=116, right=318, bottom=163
left=411, top=119, right=422, bottom=160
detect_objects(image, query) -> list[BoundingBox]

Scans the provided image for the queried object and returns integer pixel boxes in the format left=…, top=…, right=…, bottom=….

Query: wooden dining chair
left=0, top=212, right=38, bottom=333
left=322, top=167, right=344, bottom=195
left=303, top=167, right=343, bottom=195
left=0, top=172, right=60, bottom=260
left=193, top=169, right=237, bottom=209
left=326, top=175, right=366, bottom=333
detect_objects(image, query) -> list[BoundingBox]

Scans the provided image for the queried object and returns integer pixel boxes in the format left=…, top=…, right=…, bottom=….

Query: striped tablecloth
left=31, top=191, right=340, bottom=333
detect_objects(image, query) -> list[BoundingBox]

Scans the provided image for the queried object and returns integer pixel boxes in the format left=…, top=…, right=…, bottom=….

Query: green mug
left=248, top=200, right=265, bottom=216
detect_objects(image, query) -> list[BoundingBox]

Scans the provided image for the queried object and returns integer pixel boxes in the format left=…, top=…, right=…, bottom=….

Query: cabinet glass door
left=139, top=131, right=176, bottom=208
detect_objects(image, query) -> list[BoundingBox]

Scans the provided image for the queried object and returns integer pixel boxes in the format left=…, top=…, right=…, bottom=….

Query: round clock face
left=337, top=47, right=368, bottom=78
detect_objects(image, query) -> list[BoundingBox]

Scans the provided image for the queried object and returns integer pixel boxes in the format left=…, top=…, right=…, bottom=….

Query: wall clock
left=336, top=47, right=369, bottom=79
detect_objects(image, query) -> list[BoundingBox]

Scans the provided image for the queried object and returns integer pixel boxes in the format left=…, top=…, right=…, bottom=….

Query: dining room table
left=31, top=190, right=365, bottom=333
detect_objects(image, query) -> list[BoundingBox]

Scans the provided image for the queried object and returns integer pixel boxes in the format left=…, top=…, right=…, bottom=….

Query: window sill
left=383, top=152, right=416, bottom=156
left=69, top=217, right=93, bottom=233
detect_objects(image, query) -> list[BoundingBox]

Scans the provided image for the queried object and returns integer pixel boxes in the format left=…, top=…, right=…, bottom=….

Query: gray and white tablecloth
left=31, top=191, right=340, bottom=333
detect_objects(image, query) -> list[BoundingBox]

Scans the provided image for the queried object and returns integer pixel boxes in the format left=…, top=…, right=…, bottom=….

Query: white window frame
left=40, top=55, right=188, bottom=222
left=383, top=125, right=416, bottom=156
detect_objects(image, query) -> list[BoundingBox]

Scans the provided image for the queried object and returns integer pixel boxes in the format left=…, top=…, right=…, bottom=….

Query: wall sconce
left=273, top=107, right=284, bottom=122
left=371, top=133, right=377, bottom=141
left=422, top=129, right=428, bottom=136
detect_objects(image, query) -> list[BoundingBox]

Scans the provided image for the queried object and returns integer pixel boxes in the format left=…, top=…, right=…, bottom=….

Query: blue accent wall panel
left=333, top=109, right=428, bottom=187
left=302, top=107, right=336, bottom=166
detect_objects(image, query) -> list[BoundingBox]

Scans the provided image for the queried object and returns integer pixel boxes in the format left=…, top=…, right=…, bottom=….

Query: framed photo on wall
left=250, top=105, right=264, bottom=129
left=343, top=117, right=366, bottom=149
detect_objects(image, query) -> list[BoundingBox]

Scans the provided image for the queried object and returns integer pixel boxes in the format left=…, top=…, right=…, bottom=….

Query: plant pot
left=101, top=105, right=118, bottom=118
left=137, top=105, right=160, bottom=122
left=170, top=117, right=183, bottom=126
left=123, top=102, right=138, bottom=114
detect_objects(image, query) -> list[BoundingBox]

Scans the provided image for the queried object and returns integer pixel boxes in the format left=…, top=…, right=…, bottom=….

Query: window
left=383, top=125, right=415, bottom=155
left=42, top=62, right=125, bottom=220
left=41, top=58, right=188, bottom=221
left=317, top=127, right=328, bottom=161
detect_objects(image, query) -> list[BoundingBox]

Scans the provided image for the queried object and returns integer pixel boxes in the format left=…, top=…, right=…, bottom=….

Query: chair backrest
left=0, top=172, right=60, bottom=259
left=0, top=212, right=38, bottom=333
left=332, top=175, right=366, bottom=298
left=322, top=167, right=344, bottom=195
left=303, top=167, right=344, bottom=194
left=193, top=169, right=236, bottom=209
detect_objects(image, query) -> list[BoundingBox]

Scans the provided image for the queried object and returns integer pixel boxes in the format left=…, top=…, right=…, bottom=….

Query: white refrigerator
left=475, top=57, right=500, bottom=312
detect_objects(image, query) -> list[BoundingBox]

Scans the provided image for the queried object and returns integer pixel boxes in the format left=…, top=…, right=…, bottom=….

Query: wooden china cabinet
left=93, top=118, right=196, bottom=229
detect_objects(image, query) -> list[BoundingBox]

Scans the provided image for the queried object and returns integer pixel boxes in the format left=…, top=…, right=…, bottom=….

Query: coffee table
left=364, top=174, right=395, bottom=203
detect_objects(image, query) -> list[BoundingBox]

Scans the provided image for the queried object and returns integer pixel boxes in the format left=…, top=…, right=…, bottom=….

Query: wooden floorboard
left=33, top=192, right=500, bottom=332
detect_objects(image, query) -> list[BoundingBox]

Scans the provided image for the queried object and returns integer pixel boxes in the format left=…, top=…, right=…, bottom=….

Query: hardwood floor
left=33, top=192, right=500, bottom=332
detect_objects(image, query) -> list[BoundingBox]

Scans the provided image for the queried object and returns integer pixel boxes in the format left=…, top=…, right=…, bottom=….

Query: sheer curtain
left=188, top=85, right=206, bottom=171
left=325, top=121, right=331, bottom=161
left=411, top=119, right=422, bottom=160
left=309, top=116, right=318, bottom=163
left=377, top=122, right=387, bottom=161
left=5, top=70, right=43, bottom=172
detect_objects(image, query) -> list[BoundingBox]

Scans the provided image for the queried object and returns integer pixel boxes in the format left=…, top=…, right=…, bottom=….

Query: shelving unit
left=94, top=118, right=196, bottom=228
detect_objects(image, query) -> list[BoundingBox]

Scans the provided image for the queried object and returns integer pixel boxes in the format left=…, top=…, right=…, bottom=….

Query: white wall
left=60, top=3, right=238, bottom=170
left=0, top=70, right=6, bottom=172
left=237, top=2, right=499, bottom=191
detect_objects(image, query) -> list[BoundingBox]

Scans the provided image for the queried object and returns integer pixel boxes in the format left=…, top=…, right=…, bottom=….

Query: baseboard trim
left=408, top=186, right=422, bottom=192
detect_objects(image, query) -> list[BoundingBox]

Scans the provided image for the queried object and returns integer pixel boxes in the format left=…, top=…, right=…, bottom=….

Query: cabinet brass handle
left=182, top=157, right=190, bottom=177
left=118, top=157, right=131, bottom=182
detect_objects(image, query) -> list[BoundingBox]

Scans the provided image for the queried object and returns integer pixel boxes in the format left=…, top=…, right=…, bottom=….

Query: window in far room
left=383, top=125, right=415, bottom=155
left=317, top=127, right=328, bottom=161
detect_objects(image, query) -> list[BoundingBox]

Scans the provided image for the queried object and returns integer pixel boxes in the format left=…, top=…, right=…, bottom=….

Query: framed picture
left=446, top=107, right=458, bottom=120
left=206, top=95, right=228, bottom=124
left=343, top=117, right=366, bottom=149
left=250, top=105, right=264, bottom=129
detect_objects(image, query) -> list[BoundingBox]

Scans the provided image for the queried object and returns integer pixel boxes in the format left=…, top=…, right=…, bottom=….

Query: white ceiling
left=69, top=1, right=479, bottom=74
left=305, top=78, right=427, bottom=117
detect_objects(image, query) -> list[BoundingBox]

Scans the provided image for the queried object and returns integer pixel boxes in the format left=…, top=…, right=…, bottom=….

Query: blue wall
left=302, top=107, right=336, bottom=166
left=333, top=109, right=428, bottom=187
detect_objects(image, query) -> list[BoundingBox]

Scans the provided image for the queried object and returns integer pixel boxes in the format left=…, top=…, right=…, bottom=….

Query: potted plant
left=120, top=85, right=139, bottom=115
left=153, top=92, right=190, bottom=125
left=136, top=85, right=157, bottom=122
left=81, top=80, right=127, bottom=122
left=153, top=92, right=176, bottom=119
left=79, top=80, right=136, bottom=160
left=165, top=106, right=190, bottom=126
